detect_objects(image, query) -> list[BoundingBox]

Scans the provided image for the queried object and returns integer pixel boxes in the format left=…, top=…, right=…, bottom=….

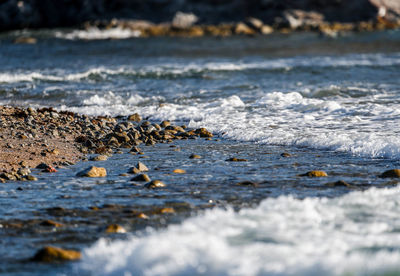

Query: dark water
left=1, top=30, right=400, bottom=275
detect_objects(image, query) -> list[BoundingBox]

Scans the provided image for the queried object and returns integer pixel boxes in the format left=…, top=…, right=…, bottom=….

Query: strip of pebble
left=0, top=105, right=213, bottom=182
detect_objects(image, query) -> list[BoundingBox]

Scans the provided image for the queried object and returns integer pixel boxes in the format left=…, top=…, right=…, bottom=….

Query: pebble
left=236, top=181, right=258, bottom=187
left=18, top=167, right=31, bottom=176
left=0, top=173, right=17, bottom=181
left=226, top=157, right=248, bottom=162
left=129, top=161, right=149, bottom=174
left=137, top=162, right=149, bottom=172
left=136, top=213, right=149, bottom=219
left=195, top=128, right=213, bottom=138
left=127, top=113, right=141, bottom=122
left=173, top=169, right=186, bottom=174
left=144, top=180, right=166, bottom=189
left=189, top=154, right=201, bottom=159
left=325, top=180, right=353, bottom=188
left=380, top=169, right=400, bottom=178
left=31, top=246, right=81, bottom=262
left=129, top=146, right=141, bottom=153
left=131, top=174, right=151, bottom=182
left=158, top=207, right=175, bottom=214
left=105, top=224, right=127, bottom=233
left=160, top=120, right=171, bottom=128
left=26, top=175, right=38, bottom=181
left=301, top=170, right=328, bottom=177
left=43, top=165, right=58, bottom=173
left=90, top=155, right=108, bottom=161
left=76, top=166, right=107, bottom=177
left=40, top=220, right=63, bottom=227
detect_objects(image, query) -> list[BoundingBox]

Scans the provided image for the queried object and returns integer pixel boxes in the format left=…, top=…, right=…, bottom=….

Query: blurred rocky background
left=0, top=0, right=399, bottom=32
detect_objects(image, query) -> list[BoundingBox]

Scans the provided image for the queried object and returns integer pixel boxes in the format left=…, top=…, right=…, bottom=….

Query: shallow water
left=1, top=29, right=400, bottom=275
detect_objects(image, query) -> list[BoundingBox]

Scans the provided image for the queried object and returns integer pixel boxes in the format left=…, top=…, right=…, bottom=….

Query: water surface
left=1, top=29, right=400, bottom=275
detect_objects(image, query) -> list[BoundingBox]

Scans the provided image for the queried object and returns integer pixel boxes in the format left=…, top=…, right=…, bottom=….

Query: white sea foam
left=1, top=53, right=399, bottom=84
left=55, top=27, right=141, bottom=40
left=0, top=68, right=126, bottom=83
left=63, top=88, right=400, bottom=159
left=79, top=186, right=400, bottom=276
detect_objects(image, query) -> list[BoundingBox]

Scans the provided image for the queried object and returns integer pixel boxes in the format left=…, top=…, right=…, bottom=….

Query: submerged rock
left=236, top=181, right=258, bottom=187
left=40, top=220, right=63, bottom=227
left=26, top=175, right=38, bottom=181
left=145, top=180, right=166, bottom=189
left=14, top=37, right=37, bottom=44
left=380, top=169, right=400, bottom=178
left=76, top=166, right=107, bottom=177
left=90, top=154, right=108, bottom=161
left=226, top=157, right=248, bottom=162
left=173, top=169, right=186, bottom=174
left=32, top=246, right=81, bottom=262
left=189, top=154, right=201, bottom=159
left=325, top=180, right=354, bottom=188
left=131, top=173, right=151, bottom=182
left=129, top=161, right=149, bottom=174
left=105, top=224, right=126, bottom=233
left=301, top=170, right=328, bottom=177
left=157, top=207, right=175, bottom=214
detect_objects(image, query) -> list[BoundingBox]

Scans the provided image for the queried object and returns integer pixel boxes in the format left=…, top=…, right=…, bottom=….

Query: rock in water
left=127, top=113, right=141, bottom=122
left=189, top=154, right=201, bottom=159
left=301, top=170, right=328, bottom=177
left=105, top=224, right=126, bottom=233
left=195, top=128, right=213, bottom=138
left=144, top=180, right=166, bottom=189
left=40, top=220, right=63, bottom=227
left=173, top=169, right=186, bottom=174
left=137, top=162, right=149, bottom=172
left=131, top=174, right=151, bottom=182
left=32, top=246, right=81, bottom=262
left=90, top=155, right=108, bottom=161
left=226, top=157, right=248, bottom=162
left=380, top=169, right=400, bottom=178
left=77, top=166, right=107, bottom=177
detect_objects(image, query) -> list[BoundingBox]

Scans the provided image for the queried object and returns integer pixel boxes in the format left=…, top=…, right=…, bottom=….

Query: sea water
left=0, top=29, right=400, bottom=275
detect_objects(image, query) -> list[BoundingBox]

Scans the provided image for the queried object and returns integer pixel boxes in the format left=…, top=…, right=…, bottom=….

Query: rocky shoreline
left=78, top=16, right=399, bottom=39
left=2, top=0, right=400, bottom=38
left=0, top=105, right=213, bottom=182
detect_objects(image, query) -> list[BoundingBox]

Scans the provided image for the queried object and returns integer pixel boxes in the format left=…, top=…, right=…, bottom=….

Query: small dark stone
left=226, top=157, right=248, bottom=162
left=36, top=163, right=49, bottom=169
left=325, top=180, right=353, bottom=188
left=380, top=169, right=400, bottom=178
left=128, top=113, right=141, bottom=122
left=236, top=181, right=258, bottom=187
left=144, top=180, right=166, bottom=189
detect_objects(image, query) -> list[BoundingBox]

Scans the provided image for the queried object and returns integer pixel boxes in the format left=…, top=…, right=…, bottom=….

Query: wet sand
left=0, top=106, right=83, bottom=173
